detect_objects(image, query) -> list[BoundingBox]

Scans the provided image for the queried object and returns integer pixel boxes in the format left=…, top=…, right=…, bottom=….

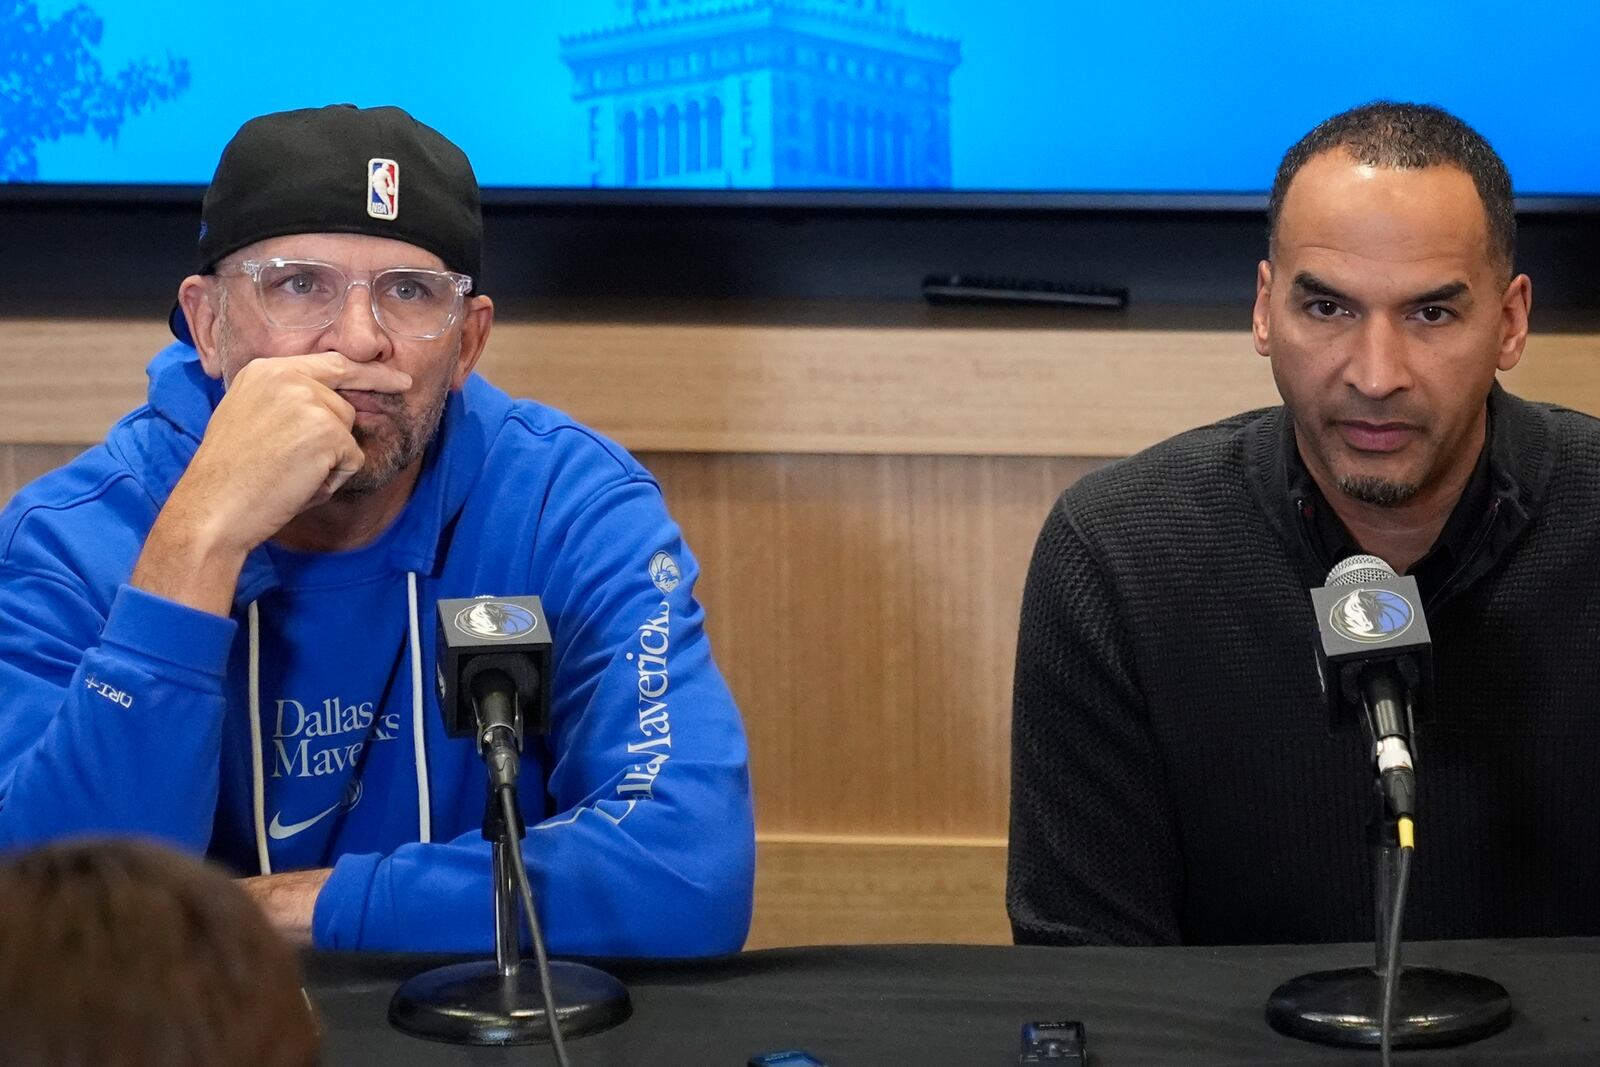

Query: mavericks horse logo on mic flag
left=453, top=600, right=537, bottom=641
left=1329, top=588, right=1414, bottom=644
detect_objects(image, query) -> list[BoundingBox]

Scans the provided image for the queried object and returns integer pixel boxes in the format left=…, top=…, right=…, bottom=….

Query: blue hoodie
left=0, top=343, right=755, bottom=955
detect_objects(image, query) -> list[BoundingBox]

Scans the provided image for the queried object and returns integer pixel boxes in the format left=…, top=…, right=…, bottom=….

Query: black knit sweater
left=1008, top=386, right=1600, bottom=946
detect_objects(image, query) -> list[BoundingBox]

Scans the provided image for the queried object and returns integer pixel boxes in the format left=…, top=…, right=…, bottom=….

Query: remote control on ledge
left=922, top=274, right=1128, bottom=310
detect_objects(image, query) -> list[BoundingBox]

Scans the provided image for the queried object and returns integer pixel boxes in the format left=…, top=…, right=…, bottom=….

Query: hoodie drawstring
left=246, top=572, right=430, bottom=876
left=248, top=602, right=269, bottom=874
left=407, top=571, right=431, bottom=843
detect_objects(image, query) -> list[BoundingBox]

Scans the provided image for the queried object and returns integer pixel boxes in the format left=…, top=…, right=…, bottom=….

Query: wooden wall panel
left=0, top=444, right=88, bottom=500
left=0, top=322, right=168, bottom=446
left=748, top=836, right=1010, bottom=949
left=644, top=453, right=1104, bottom=838
left=480, top=320, right=1280, bottom=456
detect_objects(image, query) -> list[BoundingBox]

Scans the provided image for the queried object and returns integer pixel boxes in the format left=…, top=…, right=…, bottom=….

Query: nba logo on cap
left=367, top=158, right=399, bottom=220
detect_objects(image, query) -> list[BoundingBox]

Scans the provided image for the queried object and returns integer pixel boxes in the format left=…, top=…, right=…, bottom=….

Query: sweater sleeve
left=1006, top=494, right=1185, bottom=946
left=0, top=575, right=237, bottom=852
left=312, top=476, right=755, bottom=957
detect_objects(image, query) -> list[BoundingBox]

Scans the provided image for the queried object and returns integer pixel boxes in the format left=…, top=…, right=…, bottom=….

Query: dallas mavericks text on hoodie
left=0, top=343, right=755, bottom=955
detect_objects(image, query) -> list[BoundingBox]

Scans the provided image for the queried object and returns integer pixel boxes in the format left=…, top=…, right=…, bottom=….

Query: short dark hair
left=0, top=839, right=320, bottom=1067
left=1267, top=101, right=1516, bottom=274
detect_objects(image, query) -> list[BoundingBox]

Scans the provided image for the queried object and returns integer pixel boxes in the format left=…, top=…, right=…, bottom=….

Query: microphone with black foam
left=1310, top=554, right=1432, bottom=820
left=469, top=667, right=523, bottom=791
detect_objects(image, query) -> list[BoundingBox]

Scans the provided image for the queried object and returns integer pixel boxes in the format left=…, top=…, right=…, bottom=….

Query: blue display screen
left=8, top=0, right=1599, bottom=200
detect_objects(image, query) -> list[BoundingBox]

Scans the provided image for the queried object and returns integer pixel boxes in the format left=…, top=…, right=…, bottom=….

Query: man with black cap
left=0, top=105, right=756, bottom=955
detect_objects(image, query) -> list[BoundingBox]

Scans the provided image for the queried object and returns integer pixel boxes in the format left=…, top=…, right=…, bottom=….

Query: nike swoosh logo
left=268, top=799, right=345, bottom=840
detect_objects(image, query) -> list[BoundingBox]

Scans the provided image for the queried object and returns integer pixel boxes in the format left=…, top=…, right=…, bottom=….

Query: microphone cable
left=1379, top=815, right=1415, bottom=1067
left=501, top=785, right=573, bottom=1067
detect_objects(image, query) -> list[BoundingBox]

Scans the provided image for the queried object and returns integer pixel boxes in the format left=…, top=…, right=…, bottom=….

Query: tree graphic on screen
left=1, top=2, right=191, bottom=181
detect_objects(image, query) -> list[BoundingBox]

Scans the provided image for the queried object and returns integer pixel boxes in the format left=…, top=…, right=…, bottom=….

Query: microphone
left=470, top=668, right=522, bottom=791
left=397, top=594, right=632, bottom=1049
left=435, top=596, right=552, bottom=791
left=1310, top=555, right=1432, bottom=819
left=1269, top=560, right=1512, bottom=1056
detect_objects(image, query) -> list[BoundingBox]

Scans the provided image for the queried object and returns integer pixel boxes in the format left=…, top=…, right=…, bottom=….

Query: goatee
left=1336, top=475, right=1419, bottom=508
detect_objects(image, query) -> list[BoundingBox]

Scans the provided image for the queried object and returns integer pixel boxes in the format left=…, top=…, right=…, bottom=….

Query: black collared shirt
left=1285, top=411, right=1497, bottom=602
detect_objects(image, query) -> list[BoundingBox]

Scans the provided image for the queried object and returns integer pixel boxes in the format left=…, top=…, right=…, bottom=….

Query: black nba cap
left=171, top=104, right=481, bottom=342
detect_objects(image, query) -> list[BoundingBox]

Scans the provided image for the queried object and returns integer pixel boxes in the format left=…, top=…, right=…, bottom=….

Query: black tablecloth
left=304, top=938, right=1600, bottom=1065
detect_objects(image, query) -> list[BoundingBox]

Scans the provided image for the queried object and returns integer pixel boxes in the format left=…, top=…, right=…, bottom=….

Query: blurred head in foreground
left=0, top=838, right=319, bottom=1067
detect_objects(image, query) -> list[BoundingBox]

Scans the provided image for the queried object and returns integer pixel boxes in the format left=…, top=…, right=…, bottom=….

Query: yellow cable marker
left=1398, top=816, right=1415, bottom=851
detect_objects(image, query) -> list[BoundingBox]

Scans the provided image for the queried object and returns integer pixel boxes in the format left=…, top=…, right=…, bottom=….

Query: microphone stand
left=1265, top=787, right=1512, bottom=1049
left=1272, top=561, right=1513, bottom=1050
left=389, top=770, right=631, bottom=1046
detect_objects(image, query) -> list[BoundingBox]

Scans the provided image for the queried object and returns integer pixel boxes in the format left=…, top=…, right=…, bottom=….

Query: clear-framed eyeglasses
left=230, top=258, right=473, bottom=340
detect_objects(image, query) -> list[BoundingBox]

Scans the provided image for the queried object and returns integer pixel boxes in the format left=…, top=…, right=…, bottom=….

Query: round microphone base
left=1266, top=965, right=1511, bottom=1048
left=389, top=958, right=631, bottom=1046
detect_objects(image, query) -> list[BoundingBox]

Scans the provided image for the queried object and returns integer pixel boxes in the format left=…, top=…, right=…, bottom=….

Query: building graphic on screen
left=560, top=0, right=961, bottom=189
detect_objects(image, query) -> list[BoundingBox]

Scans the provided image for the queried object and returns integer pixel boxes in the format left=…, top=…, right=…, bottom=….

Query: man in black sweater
left=1008, top=102, right=1600, bottom=947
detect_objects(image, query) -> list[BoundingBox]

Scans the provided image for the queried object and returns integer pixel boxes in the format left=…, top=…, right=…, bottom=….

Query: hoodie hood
left=130, top=342, right=513, bottom=607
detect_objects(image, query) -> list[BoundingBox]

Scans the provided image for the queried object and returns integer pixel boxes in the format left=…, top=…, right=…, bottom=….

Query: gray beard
left=336, top=382, right=449, bottom=499
left=1335, top=474, right=1420, bottom=508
